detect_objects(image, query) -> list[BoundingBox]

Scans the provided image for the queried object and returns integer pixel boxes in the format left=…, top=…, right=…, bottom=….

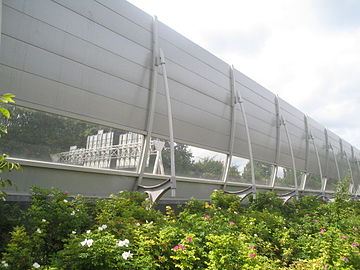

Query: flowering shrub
left=0, top=185, right=359, bottom=269
left=55, top=229, right=134, bottom=269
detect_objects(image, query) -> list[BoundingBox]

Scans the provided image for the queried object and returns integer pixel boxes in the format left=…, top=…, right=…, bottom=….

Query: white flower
left=36, top=228, right=42, bottom=234
left=254, top=234, right=258, bottom=237
left=42, top=219, right=46, bottom=222
left=63, top=199, right=68, bottom=203
left=80, top=238, right=94, bottom=247
left=33, top=262, right=40, bottom=268
left=135, top=222, right=140, bottom=226
left=250, top=222, right=254, bottom=225
left=234, top=211, right=238, bottom=214
left=71, top=211, right=75, bottom=215
left=86, top=239, right=94, bottom=247
left=98, top=224, right=107, bottom=230
left=1, top=261, right=8, bottom=267
left=72, top=231, right=76, bottom=234
left=122, top=251, right=133, bottom=260
left=86, top=230, right=91, bottom=234
left=117, top=239, right=130, bottom=247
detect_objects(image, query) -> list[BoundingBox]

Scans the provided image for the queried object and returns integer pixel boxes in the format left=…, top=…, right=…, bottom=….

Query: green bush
left=0, top=203, right=24, bottom=254
left=0, top=187, right=359, bottom=269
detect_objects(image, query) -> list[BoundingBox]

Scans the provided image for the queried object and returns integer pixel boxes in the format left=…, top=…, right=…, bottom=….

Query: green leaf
left=0, top=93, right=15, bottom=103
left=0, top=124, right=8, bottom=134
left=0, top=107, right=10, bottom=118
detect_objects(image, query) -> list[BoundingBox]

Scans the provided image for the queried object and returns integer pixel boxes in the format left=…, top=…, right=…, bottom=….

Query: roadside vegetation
left=0, top=183, right=359, bottom=269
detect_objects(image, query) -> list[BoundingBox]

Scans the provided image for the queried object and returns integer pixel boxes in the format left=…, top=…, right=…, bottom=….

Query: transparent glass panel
left=338, top=157, right=350, bottom=180
left=305, top=173, right=322, bottom=190
left=274, top=166, right=296, bottom=188
left=228, top=156, right=250, bottom=183
left=229, top=158, right=273, bottom=185
left=144, top=138, right=170, bottom=175
left=182, top=145, right=226, bottom=180
left=0, top=105, right=143, bottom=171
left=252, top=160, right=272, bottom=185
left=343, top=161, right=353, bottom=180
left=351, top=162, right=360, bottom=187
left=145, top=139, right=226, bottom=180
left=325, top=178, right=338, bottom=191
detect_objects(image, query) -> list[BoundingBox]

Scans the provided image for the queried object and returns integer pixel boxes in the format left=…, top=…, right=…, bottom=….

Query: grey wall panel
left=234, top=69, right=275, bottom=102
left=238, top=83, right=276, bottom=115
left=159, top=39, right=230, bottom=91
left=163, top=79, right=231, bottom=120
left=51, top=0, right=232, bottom=96
left=52, top=0, right=152, bottom=49
left=0, top=35, right=151, bottom=111
left=98, top=0, right=230, bottom=76
left=0, top=64, right=148, bottom=131
left=4, top=1, right=152, bottom=68
left=278, top=97, right=305, bottom=123
left=4, top=7, right=233, bottom=129
left=154, top=92, right=231, bottom=139
left=158, top=22, right=229, bottom=76
left=96, top=0, right=153, bottom=31
left=152, top=114, right=230, bottom=153
left=327, top=130, right=341, bottom=153
left=164, top=59, right=229, bottom=104
left=3, top=5, right=152, bottom=90
left=235, top=107, right=276, bottom=139
left=343, top=140, right=353, bottom=158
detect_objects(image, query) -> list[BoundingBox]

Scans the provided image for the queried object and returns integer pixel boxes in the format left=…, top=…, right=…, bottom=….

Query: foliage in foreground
left=0, top=93, right=20, bottom=201
left=0, top=185, right=359, bottom=269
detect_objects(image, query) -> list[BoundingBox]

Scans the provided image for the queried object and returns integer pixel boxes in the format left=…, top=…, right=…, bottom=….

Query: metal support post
left=271, top=96, right=298, bottom=200
left=357, top=159, right=360, bottom=194
left=281, top=116, right=299, bottom=196
left=134, top=17, right=176, bottom=200
left=301, top=115, right=310, bottom=190
left=135, top=16, right=159, bottom=190
left=309, top=134, right=324, bottom=194
left=159, top=48, right=176, bottom=197
left=222, top=65, right=237, bottom=187
left=344, top=152, right=354, bottom=194
left=329, top=144, right=341, bottom=182
left=223, top=66, right=256, bottom=199
left=237, top=78, right=257, bottom=198
left=270, top=96, right=281, bottom=188
left=324, top=129, right=330, bottom=191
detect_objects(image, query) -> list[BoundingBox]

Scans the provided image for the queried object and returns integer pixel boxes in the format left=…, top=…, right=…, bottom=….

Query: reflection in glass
left=228, top=157, right=272, bottom=185
left=252, top=160, right=272, bottom=185
left=145, top=139, right=226, bottom=180
left=305, top=173, right=322, bottom=190
left=274, top=166, right=296, bottom=188
left=325, top=178, right=338, bottom=191
left=228, top=156, right=249, bottom=183
left=338, top=157, right=350, bottom=180
left=0, top=105, right=143, bottom=171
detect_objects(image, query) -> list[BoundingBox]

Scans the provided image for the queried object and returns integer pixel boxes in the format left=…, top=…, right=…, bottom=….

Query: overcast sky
left=128, top=0, right=360, bottom=149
